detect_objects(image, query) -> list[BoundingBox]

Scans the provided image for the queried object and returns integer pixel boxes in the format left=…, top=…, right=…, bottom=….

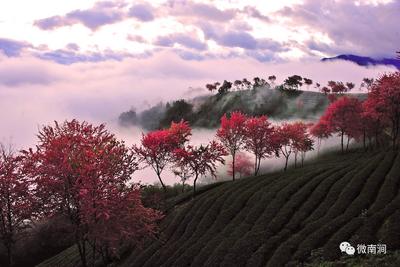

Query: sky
left=1, top=0, right=399, bottom=185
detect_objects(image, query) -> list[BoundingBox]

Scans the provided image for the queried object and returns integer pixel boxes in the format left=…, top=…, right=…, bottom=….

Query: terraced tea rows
left=120, top=148, right=400, bottom=267
left=37, top=148, right=400, bottom=266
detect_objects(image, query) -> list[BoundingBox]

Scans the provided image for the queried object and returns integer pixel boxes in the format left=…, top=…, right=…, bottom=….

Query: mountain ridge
left=321, top=54, right=400, bottom=70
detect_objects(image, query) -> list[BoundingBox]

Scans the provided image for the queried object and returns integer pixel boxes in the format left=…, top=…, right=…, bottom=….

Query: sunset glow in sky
left=1, top=0, right=399, bottom=184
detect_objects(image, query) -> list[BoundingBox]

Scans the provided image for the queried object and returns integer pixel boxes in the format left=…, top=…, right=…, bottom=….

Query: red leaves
left=244, top=115, right=279, bottom=176
left=216, top=111, right=247, bottom=180
left=227, top=154, right=252, bottom=178
left=173, top=141, right=227, bottom=197
left=133, top=120, right=192, bottom=192
left=367, top=71, right=400, bottom=150
left=323, top=96, right=363, bottom=155
left=22, top=120, right=164, bottom=265
left=0, top=140, right=37, bottom=266
left=276, top=121, right=313, bottom=171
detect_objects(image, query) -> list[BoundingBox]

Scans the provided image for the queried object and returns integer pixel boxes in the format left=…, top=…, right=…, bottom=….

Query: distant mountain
left=321, top=54, right=400, bottom=70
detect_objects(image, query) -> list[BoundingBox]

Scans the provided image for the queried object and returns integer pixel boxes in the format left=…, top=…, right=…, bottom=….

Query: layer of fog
left=0, top=50, right=395, bottom=186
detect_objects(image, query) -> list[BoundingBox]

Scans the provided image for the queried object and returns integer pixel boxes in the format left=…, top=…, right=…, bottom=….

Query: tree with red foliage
left=173, top=141, right=227, bottom=198
left=328, top=81, right=355, bottom=95
left=205, top=83, right=214, bottom=94
left=216, top=111, right=247, bottom=180
left=244, top=115, right=279, bottom=176
left=295, top=136, right=314, bottom=168
left=206, top=82, right=221, bottom=94
left=346, top=82, right=355, bottom=92
left=324, top=96, right=363, bottom=156
left=276, top=122, right=298, bottom=171
left=133, top=120, right=192, bottom=193
left=321, top=86, right=330, bottom=95
left=327, top=94, right=337, bottom=103
left=227, top=153, right=252, bottom=178
left=310, top=116, right=332, bottom=155
left=291, top=121, right=311, bottom=168
left=0, top=140, right=36, bottom=267
left=22, top=120, right=160, bottom=267
left=368, top=71, right=400, bottom=151
left=80, top=183, right=163, bottom=265
left=361, top=99, right=390, bottom=150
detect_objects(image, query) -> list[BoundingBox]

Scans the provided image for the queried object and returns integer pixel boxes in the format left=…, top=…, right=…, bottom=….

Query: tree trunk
left=255, top=157, right=261, bottom=176
left=376, top=132, right=380, bottom=150
left=254, top=156, right=258, bottom=176
left=363, top=129, right=366, bottom=152
left=92, top=239, right=96, bottom=267
left=77, top=239, right=87, bottom=267
left=156, top=172, right=167, bottom=194
left=346, top=136, right=350, bottom=152
left=193, top=174, right=199, bottom=198
left=369, top=136, right=373, bottom=151
left=341, top=131, right=344, bottom=157
left=232, top=154, right=236, bottom=181
left=6, top=243, right=13, bottom=267
left=284, top=155, right=289, bottom=171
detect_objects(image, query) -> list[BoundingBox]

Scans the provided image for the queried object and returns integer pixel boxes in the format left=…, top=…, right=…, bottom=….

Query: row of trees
left=310, top=71, right=400, bottom=155
left=206, top=75, right=317, bottom=93
left=134, top=111, right=315, bottom=198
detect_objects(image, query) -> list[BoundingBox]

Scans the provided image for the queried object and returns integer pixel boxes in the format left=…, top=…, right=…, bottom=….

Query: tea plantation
left=37, top=147, right=400, bottom=267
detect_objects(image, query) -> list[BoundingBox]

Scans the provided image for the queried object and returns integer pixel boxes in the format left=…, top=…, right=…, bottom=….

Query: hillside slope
left=37, top=147, right=400, bottom=267
left=124, top=148, right=400, bottom=267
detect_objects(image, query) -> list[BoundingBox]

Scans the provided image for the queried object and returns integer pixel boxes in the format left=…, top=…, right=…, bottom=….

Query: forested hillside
left=119, top=87, right=341, bottom=130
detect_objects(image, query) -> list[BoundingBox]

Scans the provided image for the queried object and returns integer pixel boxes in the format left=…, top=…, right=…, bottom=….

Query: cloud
left=242, top=6, right=271, bottom=23
left=33, top=15, right=70, bottom=31
left=197, top=22, right=288, bottom=53
left=66, top=43, right=80, bottom=51
left=33, top=1, right=127, bottom=31
left=33, top=48, right=150, bottom=65
left=218, top=31, right=258, bottom=50
left=153, top=35, right=174, bottom=47
left=94, top=1, right=128, bottom=9
left=0, top=38, right=34, bottom=57
left=153, top=33, right=208, bottom=51
left=127, top=2, right=157, bottom=22
left=232, top=20, right=253, bottom=32
left=164, top=1, right=237, bottom=22
left=274, top=0, right=400, bottom=58
left=126, top=34, right=148, bottom=44
left=65, top=8, right=125, bottom=31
